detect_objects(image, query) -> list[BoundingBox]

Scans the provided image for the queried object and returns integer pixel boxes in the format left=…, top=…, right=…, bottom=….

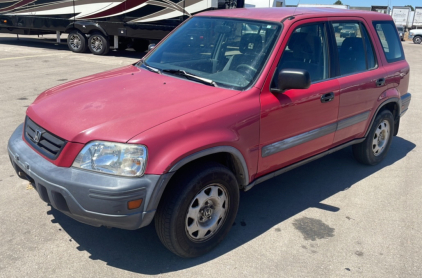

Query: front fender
left=128, top=89, right=261, bottom=184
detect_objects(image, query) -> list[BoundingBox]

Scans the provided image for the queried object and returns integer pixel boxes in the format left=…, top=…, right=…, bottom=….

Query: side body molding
left=169, top=146, right=250, bottom=186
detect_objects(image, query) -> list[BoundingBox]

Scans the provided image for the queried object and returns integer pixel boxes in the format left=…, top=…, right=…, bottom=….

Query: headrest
left=239, top=34, right=263, bottom=54
left=340, top=37, right=364, bottom=54
left=305, top=35, right=321, bottom=61
left=287, top=32, right=308, bottom=51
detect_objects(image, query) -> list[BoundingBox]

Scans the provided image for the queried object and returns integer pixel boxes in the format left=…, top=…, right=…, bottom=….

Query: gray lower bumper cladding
left=8, top=123, right=161, bottom=230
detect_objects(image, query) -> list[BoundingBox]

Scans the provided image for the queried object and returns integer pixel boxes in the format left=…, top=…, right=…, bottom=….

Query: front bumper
left=8, top=124, right=167, bottom=230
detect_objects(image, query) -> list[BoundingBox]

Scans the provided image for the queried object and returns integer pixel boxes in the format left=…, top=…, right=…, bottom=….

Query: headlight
left=72, top=141, right=147, bottom=177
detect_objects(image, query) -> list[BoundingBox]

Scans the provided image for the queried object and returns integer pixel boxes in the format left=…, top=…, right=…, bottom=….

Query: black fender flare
left=169, top=146, right=249, bottom=185
left=365, top=97, right=400, bottom=138
left=142, top=146, right=250, bottom=220
left=65, top=21, right=108, bottom=36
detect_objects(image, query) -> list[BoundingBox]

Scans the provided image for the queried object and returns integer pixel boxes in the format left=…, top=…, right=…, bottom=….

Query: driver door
left=258, top=19, right=340, bottom=176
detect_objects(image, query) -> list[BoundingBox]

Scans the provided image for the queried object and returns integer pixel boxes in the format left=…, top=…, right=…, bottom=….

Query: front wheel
left=155, top=162, right=239, bottom=258
left=352, top=110, right=394, bottom=165
left=413, top=36, right=422, bottom=44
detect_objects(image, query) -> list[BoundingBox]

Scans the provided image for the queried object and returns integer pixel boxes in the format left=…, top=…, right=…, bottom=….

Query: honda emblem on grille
left=33, top=130, right=43, bottom=143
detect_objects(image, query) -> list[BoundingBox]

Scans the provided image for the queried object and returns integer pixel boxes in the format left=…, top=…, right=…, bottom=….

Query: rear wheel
left=155, top=162, right=239, bottom=258
left=88, top=32, right=110, bottom=55
left=353, top=110, right=394, bottom=165
left=67, top=30, right=87, bottom=53
left=413, top=36, right=422, bottom=44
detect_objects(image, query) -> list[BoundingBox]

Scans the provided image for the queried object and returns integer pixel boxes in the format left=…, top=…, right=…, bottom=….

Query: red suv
left=8, top=8, right=411, bottom=258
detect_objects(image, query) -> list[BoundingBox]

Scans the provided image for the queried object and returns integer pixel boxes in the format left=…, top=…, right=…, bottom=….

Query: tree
left=405, top=5, right=414, bottom=11
left=333, top=0, right=343, bottom=5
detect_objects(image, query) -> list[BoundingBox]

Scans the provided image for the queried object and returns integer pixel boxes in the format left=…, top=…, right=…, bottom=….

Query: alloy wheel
left=69, top=34, right=81, bottom=50
left=90, top=36, right=104, bottom=53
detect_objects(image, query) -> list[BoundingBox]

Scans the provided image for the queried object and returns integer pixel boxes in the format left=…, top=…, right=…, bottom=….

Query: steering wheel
left=235, top=64, right=257, bottom=80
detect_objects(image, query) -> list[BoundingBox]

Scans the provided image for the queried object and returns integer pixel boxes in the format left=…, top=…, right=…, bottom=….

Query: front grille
left=24, top=117, right=67, bottom=160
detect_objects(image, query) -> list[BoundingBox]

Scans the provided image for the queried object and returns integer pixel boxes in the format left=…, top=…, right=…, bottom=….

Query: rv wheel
left=88, top=32, right=110, bottom=55
left=67, top=31, right=87, bottom=53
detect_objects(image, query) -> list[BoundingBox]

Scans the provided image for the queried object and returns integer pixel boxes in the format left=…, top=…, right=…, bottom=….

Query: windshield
left=142, top=17, right=281, bottom=90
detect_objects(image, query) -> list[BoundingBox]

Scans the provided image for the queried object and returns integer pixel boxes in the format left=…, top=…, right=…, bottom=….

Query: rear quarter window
left=373, top=21, right=405, bottom=63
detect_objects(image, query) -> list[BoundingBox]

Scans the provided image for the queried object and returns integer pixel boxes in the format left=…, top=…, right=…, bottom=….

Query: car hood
left=27, top=65, right=240, bottom=144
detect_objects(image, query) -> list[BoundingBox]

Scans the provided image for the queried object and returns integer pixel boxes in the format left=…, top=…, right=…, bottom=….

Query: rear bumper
left=400, top=93, right=411, bottom=117
left=8, top=124, right=167, bottom=230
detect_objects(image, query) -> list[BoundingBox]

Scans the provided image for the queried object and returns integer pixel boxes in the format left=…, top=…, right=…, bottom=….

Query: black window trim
left=328, top=20, right=379, bottom=78
left=359, top=22, right=378, bottom=70
left=372, top=20, right=405, bottom=64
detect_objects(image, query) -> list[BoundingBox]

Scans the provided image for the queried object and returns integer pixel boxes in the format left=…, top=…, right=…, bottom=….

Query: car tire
left=67, top=30, right=87, bottom=53
left=352, top=110, right=394, bottom=165
left=88, top=32, right=110, bottom=55
left=155, top=162, right=240, bottom=258
left=413, top=36, right=422, bottom=44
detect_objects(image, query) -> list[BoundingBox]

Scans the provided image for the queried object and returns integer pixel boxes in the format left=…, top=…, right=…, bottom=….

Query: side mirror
left=148, top=43, right=156, bottom=52
left=271, top=69, right=311, bottom=93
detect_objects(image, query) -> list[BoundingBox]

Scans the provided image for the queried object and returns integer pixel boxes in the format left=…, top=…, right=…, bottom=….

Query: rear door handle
left=376, top=78, right=386, bottom=87
left=321, top=92, right=334, bottom=103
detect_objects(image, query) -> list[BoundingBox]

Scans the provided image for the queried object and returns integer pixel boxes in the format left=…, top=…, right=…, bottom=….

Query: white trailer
left=244, top=0, right=285, bottom=8
left=413, top=7, right=422, bottom=28
left=407, top=11, right=414, bottom=29
left=392, top=7, right=411, bottom=28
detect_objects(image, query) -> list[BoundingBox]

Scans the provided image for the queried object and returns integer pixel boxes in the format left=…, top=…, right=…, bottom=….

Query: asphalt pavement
left=0, top=34, right=421, bottom=277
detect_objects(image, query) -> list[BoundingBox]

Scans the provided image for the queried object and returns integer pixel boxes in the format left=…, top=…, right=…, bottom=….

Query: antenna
left=293, top=0, right=301, bottom=16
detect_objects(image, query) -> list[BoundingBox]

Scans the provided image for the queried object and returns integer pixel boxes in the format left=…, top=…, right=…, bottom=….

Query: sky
left=287, top=0, right=421, bottom=8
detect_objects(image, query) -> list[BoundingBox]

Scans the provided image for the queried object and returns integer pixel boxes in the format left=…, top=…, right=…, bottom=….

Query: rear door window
left=373, top=21, right=405, bottom=63
left=331, top=22, right=377, bottom=76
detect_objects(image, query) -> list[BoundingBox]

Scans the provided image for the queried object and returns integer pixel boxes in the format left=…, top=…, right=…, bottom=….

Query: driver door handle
left=321, top=92, right=334, bottom=103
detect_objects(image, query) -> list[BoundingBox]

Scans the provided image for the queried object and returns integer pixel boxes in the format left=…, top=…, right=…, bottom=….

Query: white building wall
left=244, top=0, right=285, bottom=8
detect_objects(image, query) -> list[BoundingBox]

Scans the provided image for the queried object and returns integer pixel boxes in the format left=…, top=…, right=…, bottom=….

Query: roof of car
left=196, top=7, right=392, bottom=22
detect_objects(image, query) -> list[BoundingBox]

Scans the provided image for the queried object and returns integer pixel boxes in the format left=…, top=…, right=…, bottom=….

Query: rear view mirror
left=271, top=69, right=311, bottom=93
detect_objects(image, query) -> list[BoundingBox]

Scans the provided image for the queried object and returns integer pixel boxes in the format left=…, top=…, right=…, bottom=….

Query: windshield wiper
left=162, top=69, right=217, bottom=87
left=141, top=60, right=161, bottom=74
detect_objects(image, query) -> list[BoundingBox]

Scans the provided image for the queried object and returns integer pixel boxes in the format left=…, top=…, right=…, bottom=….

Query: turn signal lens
left=3, top=20, right=7, bottom=23
left=128, top=199, right=143, bottom=210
